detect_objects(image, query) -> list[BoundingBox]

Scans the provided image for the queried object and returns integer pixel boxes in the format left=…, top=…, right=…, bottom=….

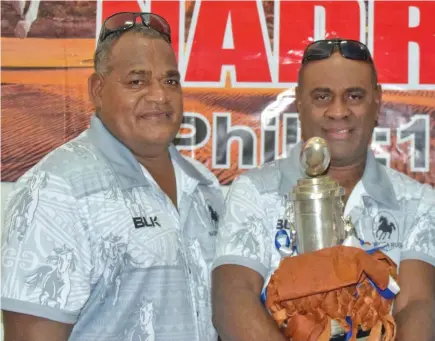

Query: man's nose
left=325, top=98, right=349, bottom=119
left=146, top=81, right=168, bottom=103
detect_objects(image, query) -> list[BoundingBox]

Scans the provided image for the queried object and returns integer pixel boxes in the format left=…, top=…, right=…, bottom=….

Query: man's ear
left=88, top=72, right=104, bottom=111
left=374, top=84, right=382, bottom=122
left=295, top=86, right=301, bottom=113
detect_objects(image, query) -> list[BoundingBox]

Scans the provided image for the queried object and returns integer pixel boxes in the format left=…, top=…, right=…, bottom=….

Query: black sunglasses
left=98, top=12, right=171, bottom=44
left=302, top=39, right=373, bottom=64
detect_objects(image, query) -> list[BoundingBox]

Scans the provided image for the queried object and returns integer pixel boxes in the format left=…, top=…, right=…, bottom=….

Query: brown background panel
left=1, top=1, right=96, bottom=38
left=2, top=68, right=434, bottom=186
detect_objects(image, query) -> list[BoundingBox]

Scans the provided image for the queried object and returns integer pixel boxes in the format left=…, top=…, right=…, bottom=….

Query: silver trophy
left=287, top=137, right=356, bottom=254
left=285, top=137, right=357, bottom=337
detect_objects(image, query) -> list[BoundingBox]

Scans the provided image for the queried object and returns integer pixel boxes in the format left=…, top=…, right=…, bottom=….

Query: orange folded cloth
left=265, top=246, right=398, bottom=341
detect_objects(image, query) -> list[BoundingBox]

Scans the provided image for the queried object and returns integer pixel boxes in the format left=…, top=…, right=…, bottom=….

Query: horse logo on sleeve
left=372, top=212, right=400, bottom=251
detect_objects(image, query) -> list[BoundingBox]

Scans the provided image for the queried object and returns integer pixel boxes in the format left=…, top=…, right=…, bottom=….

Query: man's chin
left=129, top=136, right=174, bottom=158
left=142, top=135, right=174, bottom=147
left=328, top=145, right=359, bottom=167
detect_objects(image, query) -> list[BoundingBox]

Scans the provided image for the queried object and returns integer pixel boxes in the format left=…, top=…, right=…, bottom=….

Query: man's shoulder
left=33, top=131, right=104, bottom=172
left=13, top=131, right=114, bottom=196
left=237, top=158, right=286, bottom=195
left=383, top=166, right=435, bottom=203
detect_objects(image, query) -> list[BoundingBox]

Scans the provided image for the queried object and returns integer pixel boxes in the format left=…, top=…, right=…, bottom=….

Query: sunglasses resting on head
left=98, top=12, right=172, bottom=44
left=302, top=39, right=374, bottom=65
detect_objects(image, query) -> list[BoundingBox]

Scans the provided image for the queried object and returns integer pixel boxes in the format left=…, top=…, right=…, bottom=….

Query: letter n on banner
left=278, top=0, right=365, bottom=85
left=98, top=0, right=180, bottom=62
left=368, top=0, right=435, bottom=88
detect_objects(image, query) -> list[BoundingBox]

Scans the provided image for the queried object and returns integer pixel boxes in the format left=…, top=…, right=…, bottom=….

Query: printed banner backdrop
left=1, top=0, right=435, bottom=187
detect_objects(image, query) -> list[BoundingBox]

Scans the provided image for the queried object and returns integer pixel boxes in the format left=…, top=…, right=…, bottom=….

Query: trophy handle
left=342, top=215, right=358, bottom=239
left=288, top=228, right=297, bottom=254
left=339, top=197, right=359, bottom=240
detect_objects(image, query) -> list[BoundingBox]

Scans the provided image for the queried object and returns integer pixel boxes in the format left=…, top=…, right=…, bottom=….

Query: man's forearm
left=2, top=311, right=73, bottom=341
left=213, top=289, right=287, bottom=341
left=394, top=300, right=435, bottom=341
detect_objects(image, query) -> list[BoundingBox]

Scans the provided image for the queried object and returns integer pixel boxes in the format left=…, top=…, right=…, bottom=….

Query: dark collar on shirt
left=86, top=114, right=212, bottom=189
left=278, top=142, right=399, bottom=210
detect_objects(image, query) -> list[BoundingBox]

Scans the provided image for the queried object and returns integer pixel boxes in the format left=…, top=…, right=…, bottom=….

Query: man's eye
left=348, top=93, right=363, bottom=100
left=130, top=80, right=143, bottom=86
left=166, top=79, right=180, bottom=85
left=315, top=94, right=330, bottom=101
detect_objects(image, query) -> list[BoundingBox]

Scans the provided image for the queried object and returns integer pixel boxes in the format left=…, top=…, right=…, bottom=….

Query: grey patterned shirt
left=1, top=115, right=224, bottom=341
left=213, top=142, right=435, bottom=283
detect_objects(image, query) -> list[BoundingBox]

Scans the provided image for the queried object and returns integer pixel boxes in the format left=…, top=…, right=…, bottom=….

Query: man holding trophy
left=211, top=39, right=435, bottom=341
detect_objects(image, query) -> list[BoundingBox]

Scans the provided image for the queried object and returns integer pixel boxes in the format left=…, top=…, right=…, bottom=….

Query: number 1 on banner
left=372, top=115, right=430, bottom=172
left=397, top=115, right=430, bottom=172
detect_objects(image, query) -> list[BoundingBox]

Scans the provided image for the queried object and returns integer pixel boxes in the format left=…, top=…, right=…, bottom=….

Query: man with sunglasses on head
left=1, top=12, right=223, bottom=341
left=212, top=39, right=435, bottom=341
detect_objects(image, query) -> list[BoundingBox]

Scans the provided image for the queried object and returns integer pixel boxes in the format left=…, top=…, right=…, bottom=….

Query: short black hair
left=94, top=25, right=170, bottom=75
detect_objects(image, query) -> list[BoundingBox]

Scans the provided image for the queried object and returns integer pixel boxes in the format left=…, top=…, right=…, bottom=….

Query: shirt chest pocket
left=183, top=198, right=218, bottom=265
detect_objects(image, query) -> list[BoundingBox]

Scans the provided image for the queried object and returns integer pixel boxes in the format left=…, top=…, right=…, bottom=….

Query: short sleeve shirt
left=1, top=114, right=224, bottom=341
left=213, top=142, right=435, bottom=283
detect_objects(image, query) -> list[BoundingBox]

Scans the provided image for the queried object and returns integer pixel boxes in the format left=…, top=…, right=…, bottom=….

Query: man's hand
left=212, top=264, right=287, bottom=341
left=3, top=311, right=74, bottom=341
left=393, top=259, right=435, bottom=341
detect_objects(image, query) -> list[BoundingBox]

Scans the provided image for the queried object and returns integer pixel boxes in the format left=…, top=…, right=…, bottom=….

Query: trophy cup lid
left=300, top=137, right=330, bottom=177
left=291, top=137, right=344, bottom=200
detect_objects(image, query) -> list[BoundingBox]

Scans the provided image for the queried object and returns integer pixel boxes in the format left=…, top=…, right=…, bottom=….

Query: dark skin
left=89, top=32, right=183, bottom=207
left=213, top=53, right=435, bottom=341
left=2, top=312, right=74, bottom=341
left=2, top=32, right=183, bottom=341
left=392, top=260, right=435, bottom=341
left=296, top=52, right=382, bottom=199
left=212, top=265, right=287, bottom=341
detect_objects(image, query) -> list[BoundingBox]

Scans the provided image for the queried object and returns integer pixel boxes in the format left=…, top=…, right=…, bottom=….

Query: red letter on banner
left=150, top=1, right=180, bottom=62
left=184, top=0, right=271, bottom=85
left=371, top=1, right=435, bottom=85
left=279, top=1, right=363, bottom=83
left=100, top=1, right=180, bottom=61
left=101, top=1, right=139, bottom=20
